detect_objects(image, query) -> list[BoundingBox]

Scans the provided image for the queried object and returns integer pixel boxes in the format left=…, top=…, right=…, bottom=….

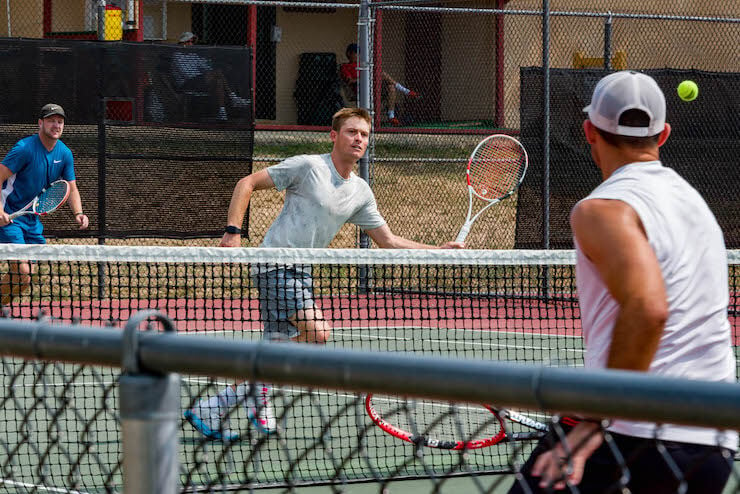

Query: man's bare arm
left=220, top=169, right=275, bottom=247
left=570, top=198, right=668, bottom=370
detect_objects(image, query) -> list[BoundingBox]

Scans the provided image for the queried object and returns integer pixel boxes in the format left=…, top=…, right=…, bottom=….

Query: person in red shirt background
left=339, top=43, right=419, bottom=126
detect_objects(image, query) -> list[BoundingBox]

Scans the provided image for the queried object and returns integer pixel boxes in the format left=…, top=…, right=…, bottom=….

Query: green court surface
left=4, top=324, right=740, bottom=492
left=0, top=326, right=584, bottom=492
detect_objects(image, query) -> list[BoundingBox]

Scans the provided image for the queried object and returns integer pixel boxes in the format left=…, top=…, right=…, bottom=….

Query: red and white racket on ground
left=9, top=180, right=70, bottom=220
left=456, top=134, right=528, bottom=242
left=365, top=393, right=547, bottom=450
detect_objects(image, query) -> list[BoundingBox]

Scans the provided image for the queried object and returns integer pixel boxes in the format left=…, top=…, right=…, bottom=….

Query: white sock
left=388, top=109, right=395, bottom=119
left=394, top=82, right=410, bottom=95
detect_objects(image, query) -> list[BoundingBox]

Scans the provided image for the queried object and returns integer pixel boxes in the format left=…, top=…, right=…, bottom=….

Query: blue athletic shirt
left=1, top=135, right=75, bottom=229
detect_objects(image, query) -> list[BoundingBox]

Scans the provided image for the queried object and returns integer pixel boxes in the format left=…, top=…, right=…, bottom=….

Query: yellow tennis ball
left=677, top=80, right=698, bottom=102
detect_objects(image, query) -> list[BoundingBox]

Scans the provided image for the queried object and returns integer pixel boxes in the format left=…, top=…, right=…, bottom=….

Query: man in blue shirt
left=0, top=103, right=89, bottom=305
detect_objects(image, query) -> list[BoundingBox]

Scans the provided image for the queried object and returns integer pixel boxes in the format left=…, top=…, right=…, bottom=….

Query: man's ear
left=583, top=119, right=598, bottom=144
left=657, top=123, right=671, bottom=148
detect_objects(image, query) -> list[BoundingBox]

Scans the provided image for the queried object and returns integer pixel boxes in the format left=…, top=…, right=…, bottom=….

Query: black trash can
left=294, top=52, right=343, bottom=125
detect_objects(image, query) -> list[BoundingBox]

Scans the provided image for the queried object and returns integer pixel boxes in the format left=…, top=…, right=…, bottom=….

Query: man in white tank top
left=510, top=72, right=736, bottom=493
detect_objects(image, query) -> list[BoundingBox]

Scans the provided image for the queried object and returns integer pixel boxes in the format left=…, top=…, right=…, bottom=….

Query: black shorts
left=508, top=422, right=734, bottom=494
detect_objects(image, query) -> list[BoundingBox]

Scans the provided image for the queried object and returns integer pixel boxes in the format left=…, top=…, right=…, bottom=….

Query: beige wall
left=440, top=13, right=497, bottom=122
left=272, top=6, right=358, bottom=123
left=50, top=2, right=86, bottom=32
left=2, top=0, right=43, bottom=38
left=164, top=2, right=193, bottom=44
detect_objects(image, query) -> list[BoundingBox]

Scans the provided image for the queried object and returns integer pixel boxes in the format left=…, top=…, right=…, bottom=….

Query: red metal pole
left=43, top=0, right=52, bottom=37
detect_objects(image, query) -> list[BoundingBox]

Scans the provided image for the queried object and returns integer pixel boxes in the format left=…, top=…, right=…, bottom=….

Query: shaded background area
left=0, top=38, right=253, bottom=239
left=517, top=68, right=740, bottom=249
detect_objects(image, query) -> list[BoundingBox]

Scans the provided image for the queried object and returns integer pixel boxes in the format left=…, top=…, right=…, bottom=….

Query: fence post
left=120, top=311, right=181, bottom=494
left=358, top=0, right=371, bottom=252
left=604, top=12, right=613, bottom=69
left=541, top=0, right=552, bottom=299
left=97, top=1, right=106, bottom=41
left=358, top=0, right=372, bottom=292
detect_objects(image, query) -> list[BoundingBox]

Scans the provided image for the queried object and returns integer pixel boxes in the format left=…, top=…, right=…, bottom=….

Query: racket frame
left=9, top=180, right=70, bottom=220
left=365, top=393, right=546, bottom=450
left=455, top=134, right=528, bottom=242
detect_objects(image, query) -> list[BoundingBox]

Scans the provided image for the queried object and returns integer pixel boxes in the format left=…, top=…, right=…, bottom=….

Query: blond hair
left=331, top=107, right=371, bottom=132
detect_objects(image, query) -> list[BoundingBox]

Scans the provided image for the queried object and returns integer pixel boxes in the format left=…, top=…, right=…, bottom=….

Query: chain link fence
left=370, top=2, right=740, bottom=249
left=1, top=310, right=740, bottom=493
left=0, top=1, right=736, bottom=248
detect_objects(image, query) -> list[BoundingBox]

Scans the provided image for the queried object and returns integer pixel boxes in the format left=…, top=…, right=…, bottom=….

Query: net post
left=120, top=311, right=180, bottom=494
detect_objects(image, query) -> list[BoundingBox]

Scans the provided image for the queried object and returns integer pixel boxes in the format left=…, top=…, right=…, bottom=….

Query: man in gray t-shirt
left=260, top=152, right=385, bottom=249
left=184, top=107, right=463, bottom=441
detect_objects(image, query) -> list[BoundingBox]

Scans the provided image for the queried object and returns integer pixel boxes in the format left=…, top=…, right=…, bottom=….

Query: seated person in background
left=172, top=31, right=250, bottom=121
left=339, top=43, right=419, bottom=126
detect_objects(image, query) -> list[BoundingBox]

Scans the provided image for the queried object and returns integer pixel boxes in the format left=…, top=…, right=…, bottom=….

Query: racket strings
left=469, top=141, right=526, bottom=200
left=37, top=182, right=69, bottom=213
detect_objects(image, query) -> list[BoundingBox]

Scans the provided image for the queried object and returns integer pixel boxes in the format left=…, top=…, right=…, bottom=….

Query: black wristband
left=225, top=225, right=242, bottom=235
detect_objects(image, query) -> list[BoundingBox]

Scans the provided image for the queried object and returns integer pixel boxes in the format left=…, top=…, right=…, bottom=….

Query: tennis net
left=0, top=244, right=590, bottom=365
left=0, top=244, right=737, bottom=490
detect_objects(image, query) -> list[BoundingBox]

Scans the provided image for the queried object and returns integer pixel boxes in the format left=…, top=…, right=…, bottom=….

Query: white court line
left=0, top=478, right=91, bottom=494
left=332, top=329, right=585, bottom=354
left=185, top=326, right=583, bottom=339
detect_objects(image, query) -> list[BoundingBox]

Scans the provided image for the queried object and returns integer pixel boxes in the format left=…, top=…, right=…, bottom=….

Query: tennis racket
left=9, top=180, right=70, bottom=220
left=365, top=393, right=547, bottom=450
left=456, top=134, right=528, bottom=242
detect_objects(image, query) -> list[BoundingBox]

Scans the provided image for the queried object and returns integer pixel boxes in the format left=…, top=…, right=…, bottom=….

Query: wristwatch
left=224, top=225, right=242, bottom=235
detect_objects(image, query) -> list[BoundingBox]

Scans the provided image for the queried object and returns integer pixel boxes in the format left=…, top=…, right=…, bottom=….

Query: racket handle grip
left=455, top=224, right=471, bottom=243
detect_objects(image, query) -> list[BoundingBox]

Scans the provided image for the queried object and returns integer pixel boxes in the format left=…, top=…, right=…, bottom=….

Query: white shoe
left=184, top=400, right=240, bottom=441
left=246, top=385, right=277, bottom=434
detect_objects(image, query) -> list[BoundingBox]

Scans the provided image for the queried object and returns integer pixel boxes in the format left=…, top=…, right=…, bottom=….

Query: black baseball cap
left=40, top=103, right=66, bottom=120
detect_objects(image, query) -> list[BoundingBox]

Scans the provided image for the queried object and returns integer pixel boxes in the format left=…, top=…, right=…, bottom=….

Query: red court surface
left=6, top=294, right=583, bottom=334
left=7, top=293, right=737, bottom=342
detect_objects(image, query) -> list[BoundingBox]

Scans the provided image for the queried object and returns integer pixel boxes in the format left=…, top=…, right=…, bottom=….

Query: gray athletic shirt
left=262, top=153, right=386, bottom=248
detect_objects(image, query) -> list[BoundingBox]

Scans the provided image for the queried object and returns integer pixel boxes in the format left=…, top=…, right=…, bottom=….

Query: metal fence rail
left=0, top=310, right=739, bottom=492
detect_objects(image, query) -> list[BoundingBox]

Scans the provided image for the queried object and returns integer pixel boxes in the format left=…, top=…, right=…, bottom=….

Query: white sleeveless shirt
left=575, top=160, right=737, bottom=450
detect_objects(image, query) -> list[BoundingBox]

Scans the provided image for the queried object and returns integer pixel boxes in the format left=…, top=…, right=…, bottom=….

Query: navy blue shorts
left=252, top=267, right=316, bottom=341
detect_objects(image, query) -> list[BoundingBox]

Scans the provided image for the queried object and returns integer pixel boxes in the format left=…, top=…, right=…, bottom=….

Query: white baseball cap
left=583, top=71, right=666, bottom=137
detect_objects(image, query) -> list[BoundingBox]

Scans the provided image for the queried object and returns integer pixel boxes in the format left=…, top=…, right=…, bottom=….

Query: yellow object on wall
left=105, top=6, right=123, bottom=41
left=573, top=50, right=627, bottom=70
